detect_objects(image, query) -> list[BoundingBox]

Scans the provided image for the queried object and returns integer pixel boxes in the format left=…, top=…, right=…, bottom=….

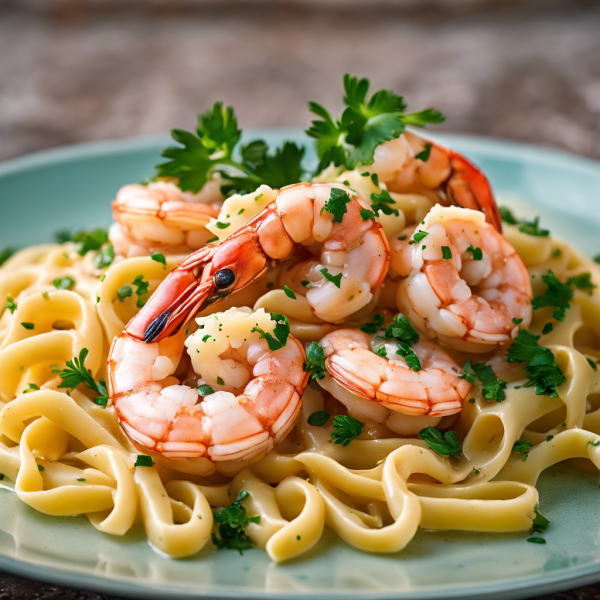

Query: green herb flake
left=512, top=440, right=533, bottom=461
left=360, top=313, right=384, bottom=334
left=307, top=411, right=330, bottom=426
left=94, top=244, right=114, bottom=269
left=322, top=188, right=351, bottom=223
left=117, top=285, right=133, bottom=302
left=441, top=246, right=452, bottom=260
left=409, top=230, right=428, bottom=245
left=303, top=342, right=326, bottom=381
left=21, top=322, right=34, bottom=330
left=38, top=465, right=45, bottom=472
left=151, top=252, right=167, bottom=266
left=251, top=313, right=290, bottom=351
left=135, top=455, right=154, bottom=467
left=359, top=208, right=377, bottom=221
left=283, top=285, right=296, bottom=300
left=418, top=426, right=461, bottom=458
left=331, top=415, right=363, bottom=446
left=415, top=143, right=432, bottom=162
left=77, top=478, right=86, bottom=482
left=466, top=244, right=483, bottom=261
left=53, top=276, right=75, bottom=290
left=216, top=376, right=225, bottom=386
left=6, top=297, right=17, bottom=314
left=198, top=385, right=215, bottom=396
left=588, top=358, right=598, bottom=371
left=320, top=268, right=343, bottom=289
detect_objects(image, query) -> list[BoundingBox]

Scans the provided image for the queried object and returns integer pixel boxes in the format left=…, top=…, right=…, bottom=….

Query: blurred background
left=1, top=0, right=600, bottom=162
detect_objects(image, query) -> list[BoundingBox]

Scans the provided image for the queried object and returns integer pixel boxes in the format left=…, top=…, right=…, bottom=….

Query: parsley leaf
left=384, top=313, right=419, bottom=344
left=322, top=187, right=351, bottom=223
left=331, top=415, right=363, bottom=446
left=71, top=228, right=109, bottom=256
left=134, top=455, right=154, bottom=467
left=360, top=313, right=384, bottom=334
left=532, top=270, right=573, bottom=321
left=117, top=285, right=133, bottom=302
left=506, top=329, right=565, bottom=397
left=418, top=426, right=461, bottom=457
left=251, top=313, right=290, bottom=351
left=415, top=143, right=432, bottom=162
left=498, top=207, right=549, bottom=237
left=466, top=244, right=483, bottom=260
left=6, top=297, right=17, bottom=314
left=94, top=244, right=114, bottom=269
left=132, top=274, right=150, bottom=308
left=320, top=268, right=343, bottom=288
left=442, top=246, right=452, bottom=260
left=0, top=248, right=14, bottom=267
left=396, top=341, right=421, bottom=371
left=360, top=208, right=377, bottom=221
left=53, top=276, right=75, bottom=290
left=57, top=348, right=109, bottom=406
left=306, top=74, right=444, bottom=171
left=409, top=230, right=428, bottom=245
left=307, top=411, right=330, bottom=426
left=151, top=252, right=166, bottom=266
left=460, top=359, right=507, bottom=402
left=370, top=189, right=399, bottom=217
left=212, top=490, right=260, bottom=554
left=567, top=273, right=596, bottom=294
left=303, top=342, right=326, bottom=381
left=283, top=285, right=296, bottom=299
left=198, top=384, right=215, bottom=396
left=512, top=440, right=532, bottom=461
left=157, top=102, right=240, bottom=193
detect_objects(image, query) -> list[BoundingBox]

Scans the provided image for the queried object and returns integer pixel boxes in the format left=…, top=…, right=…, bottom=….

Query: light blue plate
left=1, top=131, right=600, bottom=600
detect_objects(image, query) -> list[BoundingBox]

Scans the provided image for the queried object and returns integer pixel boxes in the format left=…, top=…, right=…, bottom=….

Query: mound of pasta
left=1, top=75, right=599, bottom=563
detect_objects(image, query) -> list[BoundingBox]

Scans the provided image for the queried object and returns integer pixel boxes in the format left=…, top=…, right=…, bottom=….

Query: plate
left=1, top=131, right=600, bottom=600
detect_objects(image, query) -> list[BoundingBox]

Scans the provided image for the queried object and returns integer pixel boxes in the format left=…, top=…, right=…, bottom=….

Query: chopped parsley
left=303, top=342, right=326, bottom=381
left=21, top=322, right=34, bottom=330
left=331, top=415, right=363, bottom=446
left=6, top=297, right=17, bottom=314
left=322, top=187, right=351, bottom=223
left=375, top=346, right=387, bottom=357
left=57, top=348, right=109, bottom=406
left=370, top=189, right=399, bottom=217
left=532, top=270, right=573, bottom=321
left=568, top=272, right=596, bottom=294
left=409, top=230, right=428, bottom=245
left=198, top=385, right=215, bottom=396
left=71, top=228, right=110, bottom=256
left=215, top=221, right=230, bottom=230
left=53, top=276, right=75, bottom=290
left=77, top=478, right=86, bottom=482
left=22, top=383, right=40, bottom=394
left=418, top=426, right=461, bottom=458
left=532, top=508, right=549, bottom=533
left=132, top=274, right=150, bottom=308
left=512, top=440, right=533, bottom=461
left=301, top=280, right=312, bottom=289
left=212, top=490, right=260, bottom=554
left=359, top=208, right=377, bottom=221
left=360, top=313, right=384, bottom=334
left=415, top=143, right=432, bottom=162
left=251, top=313, right=290, bottom=351
left=542, top=322, right=554, bottom=335
left=466, top=244, right=483, bottom=260
left=283, top=285, right=296, bottom=300
left=307, top=411, right=330, bottom=426
left=459, top=359, right=507, bottom=402
left=506, top=330, right=565, bottom=397
left=117, top=285, right=133, bottom=302
left=320, top=268, right=343, bottom=288
left=151, top=252, right=166, bottom=266
left=587, top=358, right=598, bottom=371
left=94, top=244, right=114, bottom=269
left=441, top=246, right=452, bottom=260
left=134, top=455, right=154, bottom=467
left=306, top=74, right=444, bottom=171
left=499, top=207, right=549, bottom=237
left=383, top=313, right=421, bottom=371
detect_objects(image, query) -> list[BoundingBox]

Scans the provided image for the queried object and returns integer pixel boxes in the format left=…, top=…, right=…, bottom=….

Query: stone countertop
left=1, top=1, right=600, bottom=599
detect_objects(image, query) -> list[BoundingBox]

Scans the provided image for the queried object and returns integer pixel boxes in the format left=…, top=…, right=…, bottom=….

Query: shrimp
left=370, top=132, right=502, bottom=232
left=318, top=328, right=471, bottom=425
left=395, top=204, right=532, bottom=353
left=107, top=308, right=307, bottom=474
left=128, top=182, right=389, bottom=344
left=109, top=179, right=223, bottom=258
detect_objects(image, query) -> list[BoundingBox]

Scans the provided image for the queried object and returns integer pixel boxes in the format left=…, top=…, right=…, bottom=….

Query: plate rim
left=1, top=131, right=600, bottom=600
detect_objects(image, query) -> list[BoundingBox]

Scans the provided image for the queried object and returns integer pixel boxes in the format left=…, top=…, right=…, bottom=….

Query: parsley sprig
left=383, top=313, right=421, bottom=371
left=322, top=187, right=351, bottom=223
left=499, top=207, right=550, bottom=237
left=306, top=74, right=445, bottom=172
left=506, top=330, right=565, bottom=397
left=212, top=490, right=261, bottom=554
left=57, top=348, right=108, bottom=406
left=156, top=102, right=306, bottom=195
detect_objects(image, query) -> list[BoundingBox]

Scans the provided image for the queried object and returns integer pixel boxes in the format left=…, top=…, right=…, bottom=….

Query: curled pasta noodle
left=2, top=189, right=600, bottom=564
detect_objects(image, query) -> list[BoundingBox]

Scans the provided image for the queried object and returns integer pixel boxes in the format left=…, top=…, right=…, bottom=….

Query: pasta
left=1, top=200, right=599, bottom=563
left=1, top=75, right=599, bottom=563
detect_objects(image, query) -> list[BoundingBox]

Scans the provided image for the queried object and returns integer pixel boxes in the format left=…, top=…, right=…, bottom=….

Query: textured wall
left=1, top=1, right=600, bottom=161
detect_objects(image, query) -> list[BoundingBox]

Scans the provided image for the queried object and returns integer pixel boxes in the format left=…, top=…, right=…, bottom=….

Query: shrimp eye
left=214, top=268, right=236, bottom=290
